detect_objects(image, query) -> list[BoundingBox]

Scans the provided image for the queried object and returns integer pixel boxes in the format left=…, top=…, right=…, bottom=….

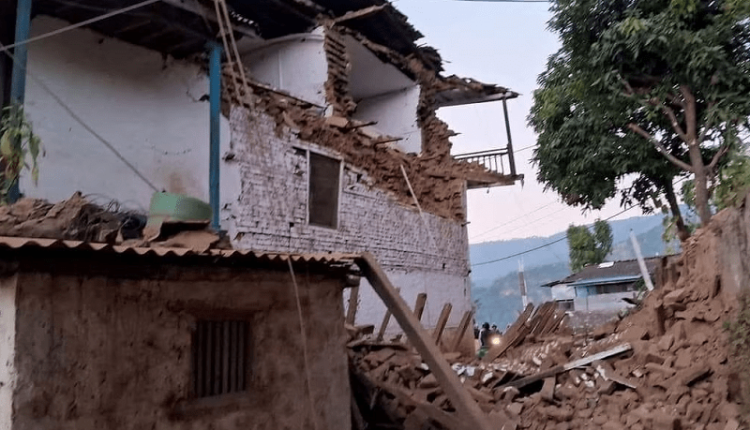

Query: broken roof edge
left=433, top=75, right=519, bottom=109
left=0, top=236, right=358, bottom=269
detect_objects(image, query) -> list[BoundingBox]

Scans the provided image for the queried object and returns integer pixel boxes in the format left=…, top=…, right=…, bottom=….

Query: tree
left=530, top=0, right=750, bottom=238
left=567, top=220, right=613, bottom=272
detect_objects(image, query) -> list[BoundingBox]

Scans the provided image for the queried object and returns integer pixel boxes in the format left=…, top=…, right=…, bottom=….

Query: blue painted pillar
left=8, top=0, right=31, bottom=202
left=209, top=42, right=222, bottom=231
left=10, top=0, right=30, bottom=106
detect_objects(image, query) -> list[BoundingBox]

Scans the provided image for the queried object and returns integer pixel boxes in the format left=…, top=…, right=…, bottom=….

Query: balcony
left=454, top=147, right=522, bottom=189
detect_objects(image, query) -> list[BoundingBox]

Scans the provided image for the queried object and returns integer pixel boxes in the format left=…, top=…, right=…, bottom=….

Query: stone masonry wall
left=223, top=105, right=472, bottom=329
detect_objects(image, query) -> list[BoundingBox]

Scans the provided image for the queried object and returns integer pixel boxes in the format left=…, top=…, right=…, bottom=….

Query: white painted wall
left=22, top=16, right=239, bottom=224
left=353, top=86, right=422, bottom=154
left=0, top=275, right=16, bottom=430
left=344, top=36, right=422, bottom=154
left=573, top=292, right=636, bottom=313
left=239, top=33, right=328, bottom=106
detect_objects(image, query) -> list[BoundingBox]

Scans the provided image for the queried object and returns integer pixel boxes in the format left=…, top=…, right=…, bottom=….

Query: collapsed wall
left=348, top=194, right=750, bottom=430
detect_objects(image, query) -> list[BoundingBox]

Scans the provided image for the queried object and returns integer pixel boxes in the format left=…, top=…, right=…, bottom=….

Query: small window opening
left=558, top=300, right=574, bottom=311
left=308, top=152, right=341, bottom=228
left=192, top=320, right=249, bottom=398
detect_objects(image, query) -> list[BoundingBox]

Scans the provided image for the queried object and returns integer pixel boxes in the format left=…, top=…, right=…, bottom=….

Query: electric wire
left=0, top=43, right=160, bottom=192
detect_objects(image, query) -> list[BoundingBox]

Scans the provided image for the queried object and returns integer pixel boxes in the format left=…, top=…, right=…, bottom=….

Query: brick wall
left=223, top=105, right=472, bottom=329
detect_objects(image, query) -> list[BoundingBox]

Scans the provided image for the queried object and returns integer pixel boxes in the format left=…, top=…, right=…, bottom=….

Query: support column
left=7, top=0, right=31, bottom=202
left=209, top=42, right=222, bottom=231
left=502, top=97, right=516, bottom=178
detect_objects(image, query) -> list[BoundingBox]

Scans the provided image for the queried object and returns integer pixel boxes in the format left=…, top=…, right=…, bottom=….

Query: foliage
left=530, top=0, right=750, bottom=235
left=714, top=152, right=750, bottom=210
left=724, top=291, right=750, bottom=417
left=0, top=106, right=42, bottom=202
left=567, top=219, right=613, bottom=272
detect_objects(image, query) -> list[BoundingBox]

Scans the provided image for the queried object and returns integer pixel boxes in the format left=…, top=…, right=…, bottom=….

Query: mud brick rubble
left=348, top=234, right=744, bottom=430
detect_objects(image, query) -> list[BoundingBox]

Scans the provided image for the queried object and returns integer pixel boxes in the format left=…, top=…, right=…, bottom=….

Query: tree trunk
left=688, top=142, right=712, bottom=226
left=664, top=180, right=690, bottom=241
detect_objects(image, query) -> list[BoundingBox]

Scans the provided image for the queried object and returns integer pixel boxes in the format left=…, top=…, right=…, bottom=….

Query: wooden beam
left=346, top=286, right=359, bottom=325
left=376, top=287, right=399, bottom=341
left=357, top=253, right=492, bottom=430
left=333, top=4, right=387, bottom=23
left=451, top=310, right=473, bottom=353
left=483, top=303, right=534, bottom=363
left=495, top=343, right=633, bottom=390
left=433, top=303, right=453, bottom=344
left=413, top=293, right=427, bottom=321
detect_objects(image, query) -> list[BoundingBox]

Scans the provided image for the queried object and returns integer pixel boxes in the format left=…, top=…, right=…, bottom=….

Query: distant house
left=542, top=258, right=664, bottom=315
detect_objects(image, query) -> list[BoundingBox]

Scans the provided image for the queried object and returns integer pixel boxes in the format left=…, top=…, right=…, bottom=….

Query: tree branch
left=656, top=101, right=689, bottom=143
left=680, top=85, right=698, bottom=142
left=697, top=101, right=717, bottom=144
left=707, top=144, right=730, bottom=173
left=628, top=123, right=694, bottom=172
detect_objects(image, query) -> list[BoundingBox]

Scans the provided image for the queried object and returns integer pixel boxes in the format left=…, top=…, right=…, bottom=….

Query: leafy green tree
left=530, top=0, right=750, bottom=239
left=567, top=220, right=613, bottom=272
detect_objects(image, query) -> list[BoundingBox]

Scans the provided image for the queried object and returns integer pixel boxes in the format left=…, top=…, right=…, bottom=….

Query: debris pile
left=349, top=242, right=744, bottom=430
left=0, top=193, right=230, bottom=252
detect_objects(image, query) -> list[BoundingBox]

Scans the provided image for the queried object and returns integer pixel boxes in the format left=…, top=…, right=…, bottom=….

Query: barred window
left=192, top=320, right=249, bottom=398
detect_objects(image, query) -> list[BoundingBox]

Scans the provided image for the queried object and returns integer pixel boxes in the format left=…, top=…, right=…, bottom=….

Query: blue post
left=8, top=0, right=32, bottom=202
left=209, top=42, right=222, bottom=231
left=10, top=0, right=30, bottom=106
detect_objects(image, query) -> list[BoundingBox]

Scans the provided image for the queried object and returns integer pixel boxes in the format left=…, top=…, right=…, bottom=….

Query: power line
left=0, top=0, right=160, bottom=52
left=471, top=177, right=690, bottom=267
left=515, top=144, right=537, bottom=153
left=470, top=201, right=557, bottom=240
left=471, top=204, right=639, bottom=267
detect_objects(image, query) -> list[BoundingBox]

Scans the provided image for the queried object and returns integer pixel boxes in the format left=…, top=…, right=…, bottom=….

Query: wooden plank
left=433, top=303, right=453, bottom=344
left=357, top=253, right=492, bottom=430
left=376, top=288, right=400, bottom=341
left=333, top=4, right=387, bottom=23
left=414, top=293, right=427, bottom=321
left=495, top=343, right=633, bottom=390
left=346, top=286, right=359, bottom=325
left=483, top=304, right=534, bottom=363
left=451, top=310, right=474, bottom=353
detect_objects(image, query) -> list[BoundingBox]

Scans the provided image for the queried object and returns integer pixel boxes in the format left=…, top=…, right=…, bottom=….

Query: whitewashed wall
left=240, top=32, right=328, bottom=107
left=21, top=16, right=238, bottom=221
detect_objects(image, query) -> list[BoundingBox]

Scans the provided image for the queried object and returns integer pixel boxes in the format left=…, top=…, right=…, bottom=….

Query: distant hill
left=470, top=212, right=679, bottom=329
left=470, top=214, right=666, bottom=285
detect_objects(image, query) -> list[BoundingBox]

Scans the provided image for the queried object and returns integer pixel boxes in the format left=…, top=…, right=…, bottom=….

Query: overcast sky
left=393, top=0, right=646, bottom=243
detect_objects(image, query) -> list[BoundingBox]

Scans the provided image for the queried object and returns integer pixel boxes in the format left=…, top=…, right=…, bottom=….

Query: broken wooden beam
left=451, top=310, right=474, bottom=353
left=483, top=304, right=534, bottom=363
left=357, top=253, right=493, bottom=430
left=414, top=293, right=427, bottom=321
left=433, top=303, right=453, bottom=344
left=346, top=286, right=359, bottom=325
left=333, top=4, right=387, bottom=23
left=495, top=343, right=633, bottom=390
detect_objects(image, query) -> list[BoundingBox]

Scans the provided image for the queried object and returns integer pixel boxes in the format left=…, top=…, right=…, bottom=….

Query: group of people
left=473, top=322, right=501, bottom=358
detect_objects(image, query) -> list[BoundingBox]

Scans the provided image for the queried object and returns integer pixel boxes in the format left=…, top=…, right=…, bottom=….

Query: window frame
left=191, top=319, right=252, bottom=400
left=305, top=148, right=343, bottom=229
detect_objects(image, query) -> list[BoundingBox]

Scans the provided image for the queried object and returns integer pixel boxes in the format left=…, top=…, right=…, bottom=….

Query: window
left=308, top=152, right=341, bottom=228
left=557, top=300, right=574, bottom=311
left=192, top=320, right=249, bottom=398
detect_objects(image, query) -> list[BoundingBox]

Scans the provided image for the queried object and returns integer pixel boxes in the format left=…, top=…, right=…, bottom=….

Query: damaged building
left=0, top=0, right=521, bottom=333
left=0, top=237, right=355, bottom=430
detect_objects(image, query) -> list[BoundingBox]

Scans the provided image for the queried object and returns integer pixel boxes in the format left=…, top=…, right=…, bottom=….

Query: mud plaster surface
left=11, top=266, right=349, bottom=430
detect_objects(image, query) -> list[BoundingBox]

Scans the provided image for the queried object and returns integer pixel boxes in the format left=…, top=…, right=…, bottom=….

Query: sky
left=393, top=0, right=647, bottom=243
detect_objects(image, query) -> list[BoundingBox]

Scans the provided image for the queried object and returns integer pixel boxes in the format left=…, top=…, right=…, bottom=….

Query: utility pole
left=518, top=260, right=528, bottom=308
left=630, top=230, right=654, bottom=291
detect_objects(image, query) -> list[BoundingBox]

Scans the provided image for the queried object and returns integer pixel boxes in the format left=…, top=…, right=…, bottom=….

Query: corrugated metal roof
left=0, top=236, right=357, bottom=266
left=567, top=275, right=644, bottom=288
